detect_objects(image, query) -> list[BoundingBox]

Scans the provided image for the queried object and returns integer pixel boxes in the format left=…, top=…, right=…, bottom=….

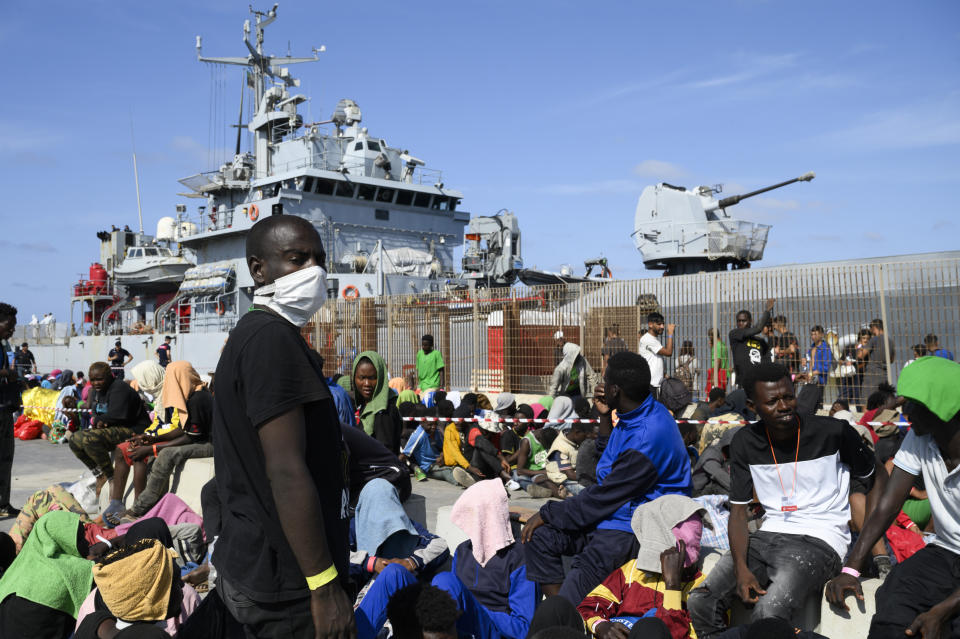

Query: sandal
left=101, top=501, right=127, bottom=528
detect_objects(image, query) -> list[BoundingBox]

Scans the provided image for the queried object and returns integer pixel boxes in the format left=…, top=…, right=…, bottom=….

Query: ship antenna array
left=130, top=117, right=144, bottom=235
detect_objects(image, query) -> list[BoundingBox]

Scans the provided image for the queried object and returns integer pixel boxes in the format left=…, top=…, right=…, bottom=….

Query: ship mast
left=130, top=120, right=144, bottom=234
left=195, top=4, right=321, bottom=177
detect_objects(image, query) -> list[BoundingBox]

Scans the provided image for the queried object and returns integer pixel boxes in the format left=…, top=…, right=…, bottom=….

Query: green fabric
left=565, top=366, right=580, bottom=394
left=336, top=374, right=352, bottom=392
left=538, top=396, right=554, bottom=411
left=398, top=389, right=419, bottom=405
left=353, top=351, right=391, bottom=436
left=0, top=510, right=93, bottom=617
left=897, top=356, right=960, bottom=422
left=712, top=341, right=730, bottom=371
left=901, top=497, right=932, bottom=530
left=416, top=349, right=445, bottom=390
left=524, top=432, right=548, bottom=470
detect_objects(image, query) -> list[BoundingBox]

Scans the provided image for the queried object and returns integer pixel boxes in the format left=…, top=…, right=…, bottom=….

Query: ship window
left=375, top=209, right=389, bottom=221
left=315, top=178, right=336, bottom=196
left=130, top=248, right=142, bottom=258
left=303, top=177, right=314, bottom=192
left=335, top=181, right=355, bottom=198
left=367, top=141, right=381, bottom=152
left=376, top=188, right=395, bottom=203
left=357, top=184, right=376, bottom=201
left=354, top=142, right=364, bottom=151
left=431, top=196, right=448, bottom=210
left=396, top=190, right=414, bottom=206
left=144, top=248, right=159, bottom=256
left=450, top=198, right=460, bottom=211
left=413, top=192, right=432, bottom=208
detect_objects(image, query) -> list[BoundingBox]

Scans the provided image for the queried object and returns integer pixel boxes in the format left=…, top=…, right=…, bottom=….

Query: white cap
left=553, top=330, right=564, bottom=340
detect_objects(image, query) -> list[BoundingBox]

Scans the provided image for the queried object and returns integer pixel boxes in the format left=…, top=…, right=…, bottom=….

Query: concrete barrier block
left=169, top=457, right=215, bottom=516
left=435, top=504, right=469, bottom=551
left=815, top=577, right=878, bottom=639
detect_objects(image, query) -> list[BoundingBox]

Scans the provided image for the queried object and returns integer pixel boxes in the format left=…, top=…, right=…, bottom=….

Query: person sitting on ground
left=457, top=401, right=512, bottom=485
left=522, top=352, right=693, bottom=605
left=825, top=356, right=960, bottom=639
left=349, top=350, right=403, bottom=453
left=544, top=396, right=575, bottom=429
left=544, top=422, right=593, bottom=498
left=499, top=399, right=527, bottom=471
left=576, top=427, right=600, bottom=489
left=340, top=421, right=411, bottom=505
left=0, top=511, right=94, bottom=639
left=579, top=495, right=712, bottom=639
left=550, top=342, right=599, bottom=400
left=351, top=479, right=450, bottom=639
left=660, top=377, right=693, bottom=418
left=70, top=362, right=150, bottom=497
left=431, top=479, right=539, bottom=639
left=75, top=518, right=200, bottom=637
left=386, top=583, right=461, bottom=639
left=697, top=389, right=752, bottom=455
left=687, top=361, right=881, bottom=637
left=691, top=427, right=741, bottom=498
left=401, top=404, right=455, bottom=484
left=511, top=427, right=561, bottom=498
left=858, top=382, right=901, bottom=441
left=104, top=361, right=214, bottom=526
left=437, top=400, right=479, bottom=488
left=495, top=392, right=517, bottom=419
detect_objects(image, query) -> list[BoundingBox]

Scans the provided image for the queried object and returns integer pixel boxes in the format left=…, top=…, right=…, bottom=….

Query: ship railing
left=259, top=155, right=444, bottom=186
left=11, top=322, right=70, bottom=346
left=175, top=289, right=239, bottom=335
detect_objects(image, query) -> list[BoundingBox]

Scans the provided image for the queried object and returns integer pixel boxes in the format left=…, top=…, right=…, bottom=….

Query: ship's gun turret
left=705, top=172, right=815, bottom=213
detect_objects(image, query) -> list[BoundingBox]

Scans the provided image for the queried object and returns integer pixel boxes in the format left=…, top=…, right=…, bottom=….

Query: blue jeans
left=687, top=530, right=840, bottom=637
left=355, top=563, right=417, bottom=639
left=431, top=572, right=529, bottom=639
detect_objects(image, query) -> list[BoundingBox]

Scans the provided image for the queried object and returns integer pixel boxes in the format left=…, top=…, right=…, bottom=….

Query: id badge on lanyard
left=780, top=495, right=798, bottom=512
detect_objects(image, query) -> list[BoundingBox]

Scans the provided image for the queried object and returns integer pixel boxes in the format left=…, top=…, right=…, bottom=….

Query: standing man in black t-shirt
left=728, top=298, right=776, bottom=388
left=0, top=303, right=21, bottom=518
left=13, top=342, right=36, bottom=377
left=155, top=335, right=172, bottom=368
left=107, top=339, right=133, bottom=380
left=212, top=215, right=354, bottom=639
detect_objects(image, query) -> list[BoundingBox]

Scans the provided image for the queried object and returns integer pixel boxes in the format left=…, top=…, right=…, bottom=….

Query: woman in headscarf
left=74, top=518, right=200, bottom=637
left=352, top=479, right=450, bottom=639
left=0, top=510, right=94, bottom=639
left=428, top=480, right=538, bottom=639
left=130, top=361, right=166, bottom=416
left=549, top=343, right=598, bottom=400
left=351, top=351, right=403, bottom=453
left=105, top=361, right=214, bottom=526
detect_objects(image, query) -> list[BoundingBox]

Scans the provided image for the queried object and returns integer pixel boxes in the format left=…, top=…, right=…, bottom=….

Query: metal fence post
left=878, top=264, right=893, bottom=386
left=472, top=285, right=479, bottom=393
left=386, top=294, right=393, bottom=375
left=712, top=273, right=720, bottom=389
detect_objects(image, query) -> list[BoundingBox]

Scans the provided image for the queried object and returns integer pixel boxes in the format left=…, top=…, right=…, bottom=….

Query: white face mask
left=253, top=265, right=328, bottom=327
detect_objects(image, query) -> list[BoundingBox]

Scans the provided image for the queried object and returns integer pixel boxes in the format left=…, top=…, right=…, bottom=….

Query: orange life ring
left=248, top=204, right=259, bottom=221
left=215, top=302, right=225, bottom=315
left=342, top=285, right=360, bottom=299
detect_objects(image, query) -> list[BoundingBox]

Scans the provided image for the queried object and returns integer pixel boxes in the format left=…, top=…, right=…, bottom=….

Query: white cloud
left=632, top=160, right=687, bottom=180
left=818, top=95, right=960, bottom=150
left=684, top=53, right=800, bottom=89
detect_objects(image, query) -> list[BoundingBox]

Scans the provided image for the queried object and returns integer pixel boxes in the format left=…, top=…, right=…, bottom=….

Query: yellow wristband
left=305, top=565, right=338, bottom=590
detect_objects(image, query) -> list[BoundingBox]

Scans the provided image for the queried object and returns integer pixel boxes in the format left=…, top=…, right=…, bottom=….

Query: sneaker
left=873, top=555, right=892, bottom=580
left=505, top=479, right=521, bottom=492
left=525, top=484, right=553, bottom=499
left=452, top=467, right=476, bottom=488
left=0, top=504, right=20, bottom=519
left=413, top=467, right=428, bottom=482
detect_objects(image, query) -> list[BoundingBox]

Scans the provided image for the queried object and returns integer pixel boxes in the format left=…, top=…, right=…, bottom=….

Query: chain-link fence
left=304, top=254, right=960, bottom=406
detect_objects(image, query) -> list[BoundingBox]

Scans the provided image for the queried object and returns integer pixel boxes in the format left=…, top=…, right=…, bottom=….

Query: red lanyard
left=765, top=426, right=800, bottom=500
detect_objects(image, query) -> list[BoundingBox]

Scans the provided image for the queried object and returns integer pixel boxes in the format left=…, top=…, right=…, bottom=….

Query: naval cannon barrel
left=704, top=172, right=815, bottom=212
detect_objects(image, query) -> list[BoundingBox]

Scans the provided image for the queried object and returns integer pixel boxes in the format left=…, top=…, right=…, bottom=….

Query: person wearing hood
left=522, top=352, right=692, bottom=606
left=104, top=361, right=214, bottom=527
left=549, top=343, right=599, bottom=400
left=352, top=479, right=450, bottom=639
left=0, top=510, right=94, bottom=639
left=826, top=357, right=960, bottom=639
left=430, top=479, right=539, bottom=639
left=691, top=427, right=741, bottom=497
left=350, top=351, right=403, bottom=454
left=579, top=495, right=711, bottom=639
left=210, top=216, right=353, bottom=638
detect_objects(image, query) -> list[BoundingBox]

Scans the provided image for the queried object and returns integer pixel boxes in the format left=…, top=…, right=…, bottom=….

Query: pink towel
left=115, top=493, right=203, bottom=537
left=450, top=479, right=513, bottom=567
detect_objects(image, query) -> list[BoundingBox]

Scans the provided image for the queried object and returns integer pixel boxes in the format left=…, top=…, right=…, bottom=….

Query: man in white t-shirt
left=637, top=312, right=674, bottom=401
left=826, top=356, right=960, bottom=639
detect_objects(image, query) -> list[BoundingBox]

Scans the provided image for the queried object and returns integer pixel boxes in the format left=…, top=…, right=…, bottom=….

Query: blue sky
left=2, top=1, right=958, bottom=320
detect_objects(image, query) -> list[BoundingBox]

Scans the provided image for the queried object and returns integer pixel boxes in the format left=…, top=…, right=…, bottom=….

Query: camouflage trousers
left=68, top=426, right=135, bottom=479
left=9, top=484, right=91, bottom=552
